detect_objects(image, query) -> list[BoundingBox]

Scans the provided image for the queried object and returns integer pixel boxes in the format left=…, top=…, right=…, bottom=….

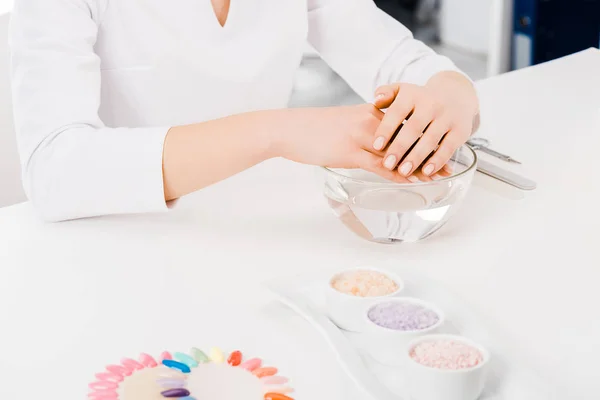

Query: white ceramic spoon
left=265, top=279, right=401, bottom=400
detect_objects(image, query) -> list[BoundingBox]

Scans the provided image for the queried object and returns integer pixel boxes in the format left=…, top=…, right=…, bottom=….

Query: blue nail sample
left=162, top=359, right=191, bottom=373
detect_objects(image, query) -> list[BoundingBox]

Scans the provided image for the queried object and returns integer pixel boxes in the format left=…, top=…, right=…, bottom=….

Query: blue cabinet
left=512, top=0, right=600, bottom=70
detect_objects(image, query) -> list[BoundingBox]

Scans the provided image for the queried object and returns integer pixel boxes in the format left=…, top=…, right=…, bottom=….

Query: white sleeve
left=9, top=0, right=170, bottom=222
left=307, top=0, right=470, bottom=102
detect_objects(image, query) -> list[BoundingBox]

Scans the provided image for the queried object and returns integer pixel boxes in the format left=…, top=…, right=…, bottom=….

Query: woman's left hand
left=371, top=71, right=480, bottom=177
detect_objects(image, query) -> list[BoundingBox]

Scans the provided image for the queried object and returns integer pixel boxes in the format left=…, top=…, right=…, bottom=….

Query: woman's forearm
left=162, top=110, right=277, bottom=201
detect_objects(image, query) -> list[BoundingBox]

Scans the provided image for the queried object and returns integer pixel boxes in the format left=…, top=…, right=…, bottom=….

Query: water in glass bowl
left=324, top=170, right=473, bottom=243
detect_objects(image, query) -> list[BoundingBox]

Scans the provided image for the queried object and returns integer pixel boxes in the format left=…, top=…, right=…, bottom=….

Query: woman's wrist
left=250, top=108, right=297, bottom=160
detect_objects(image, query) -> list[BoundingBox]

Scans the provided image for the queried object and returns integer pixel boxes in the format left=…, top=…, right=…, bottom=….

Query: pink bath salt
left=410, top=340, right=484, bottom=370
left=331, top=270, right=398, bottom=297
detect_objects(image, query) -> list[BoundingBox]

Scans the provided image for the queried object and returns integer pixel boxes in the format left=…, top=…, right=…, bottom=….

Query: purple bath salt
left=368, top=301, right=439, bottom=331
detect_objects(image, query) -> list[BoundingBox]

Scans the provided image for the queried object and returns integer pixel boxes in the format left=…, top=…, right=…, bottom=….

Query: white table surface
left=1, top=48, right=599, bottom=400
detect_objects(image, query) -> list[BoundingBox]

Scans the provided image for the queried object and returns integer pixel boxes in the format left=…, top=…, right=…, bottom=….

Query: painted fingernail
left=423, top=164, right=435, bottom=176
left=399, top=162, right=413, bottom=176
left=384, top=155, right=397, bottom=170
left=408, top=175, right=420, bottom=183
left=373, top=136, right=385, bottom=151
left=374, top=93, right=385, bottom=102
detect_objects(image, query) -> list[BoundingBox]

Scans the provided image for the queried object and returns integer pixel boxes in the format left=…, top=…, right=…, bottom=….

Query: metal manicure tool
left=467, top=138, right=522, bottom=164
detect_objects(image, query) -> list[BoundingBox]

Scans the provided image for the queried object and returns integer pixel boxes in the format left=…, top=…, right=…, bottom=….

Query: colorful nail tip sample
left=209, top=347, right=225, bottom=363
left=173, top=352, right=199, bottom=368
left=331, top=269, right=398, bottom=297
left=410, top=339, right=483, bottom=370
left=89, top=381, right=119, bottom=390
left=239, top=357, right=262, bottom=371
left=227, top=350, right=242, bottom=366
left=106, top=364, right=132, bottom=377
left=261, top=376, right=288, bottom=385
left=368, top=301, right=439, bottom=331
left=162, top=359, right=192, bottom=373
left=121, top=358, right=144, bottom=370
left=160, top=351, right=173, bottom=361
left=253, top=367, right=278, bottom=378
left=139, top=353, right=158, bottom=368
left=264, top=393, right=294, bottom=400
left=95, top=372, right=123, bottom=382
left=157, top=378, right=186, bottom=388
left=189, top=347, right=209, bottom=363
left=161, top=388, right=191, bottom=397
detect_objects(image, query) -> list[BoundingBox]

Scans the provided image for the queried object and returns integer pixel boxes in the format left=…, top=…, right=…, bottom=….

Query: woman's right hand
left=267, top=104, right=408, bottom=182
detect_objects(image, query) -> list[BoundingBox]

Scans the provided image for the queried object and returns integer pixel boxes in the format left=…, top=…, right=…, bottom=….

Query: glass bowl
left=320, top=145, right=477, bottom=243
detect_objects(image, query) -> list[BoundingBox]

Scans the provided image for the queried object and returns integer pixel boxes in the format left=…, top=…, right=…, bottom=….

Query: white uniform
left=9, top=0, right=463, bottom=221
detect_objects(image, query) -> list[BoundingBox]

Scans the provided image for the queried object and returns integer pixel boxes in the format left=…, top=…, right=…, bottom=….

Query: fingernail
left=399, top=162, right=413, bottom=176
left=384, top=155, right=397, bottom=170
left=374, top=93, right=385, bottom=102
left=408, top=176, right=420, bottom=183
left=373, top=136, right=385, bottom=150
left=423, top=164, right=435, bottom=176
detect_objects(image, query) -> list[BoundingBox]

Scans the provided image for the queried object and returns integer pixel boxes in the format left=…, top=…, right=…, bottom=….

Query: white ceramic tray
left=264, top=266, right=556, bottom=400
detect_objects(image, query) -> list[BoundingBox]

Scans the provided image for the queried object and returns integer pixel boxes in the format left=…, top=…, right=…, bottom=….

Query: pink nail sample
left=239, top=357, right=262, bottom=371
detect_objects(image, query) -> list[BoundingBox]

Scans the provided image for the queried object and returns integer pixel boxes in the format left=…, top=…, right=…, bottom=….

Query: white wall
left=0, top=11, right=26, bottom=207
left=440, top=0, right=493, bottom=55
left=0, top=0, right=12, bottom=14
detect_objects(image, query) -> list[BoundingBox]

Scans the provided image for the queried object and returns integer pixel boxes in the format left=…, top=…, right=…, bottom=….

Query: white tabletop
left=1, top=48, right=599, bottom=400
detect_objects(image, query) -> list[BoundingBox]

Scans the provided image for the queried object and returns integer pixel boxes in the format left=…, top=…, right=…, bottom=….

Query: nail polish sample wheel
left=88, top=348, right=294, bottom=400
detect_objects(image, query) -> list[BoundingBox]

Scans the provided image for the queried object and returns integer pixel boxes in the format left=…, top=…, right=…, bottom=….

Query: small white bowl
left=362, top=297, right=445, bottom=366
left=404, top=334, right=490, bottom=400
left=325, top=266, right=404, bottom=333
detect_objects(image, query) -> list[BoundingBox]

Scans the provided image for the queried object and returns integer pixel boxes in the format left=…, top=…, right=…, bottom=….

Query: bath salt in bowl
left=367, top=300, right=440, bottom=331
left=331, top=269, right=400, bottom=297
left=325, top=267, right=404, bottom=332
left=362, top=298, right=444, bottom=366
left=404, top=334, right=490, bottom=400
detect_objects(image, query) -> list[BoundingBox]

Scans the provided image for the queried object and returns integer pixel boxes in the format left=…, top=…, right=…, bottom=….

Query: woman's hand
left=371, top=71, right=480, bottom=177
left=270, top=104, right=408, bottom=182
